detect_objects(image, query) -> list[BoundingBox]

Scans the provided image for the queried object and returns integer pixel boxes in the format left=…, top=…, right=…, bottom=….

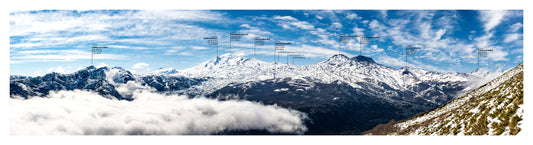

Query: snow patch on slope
left=394, top=64, right=523, bottom=134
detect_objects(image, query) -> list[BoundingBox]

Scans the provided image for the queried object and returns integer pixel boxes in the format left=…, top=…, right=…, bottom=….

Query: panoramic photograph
left=9, top=9, right=523, bottom=136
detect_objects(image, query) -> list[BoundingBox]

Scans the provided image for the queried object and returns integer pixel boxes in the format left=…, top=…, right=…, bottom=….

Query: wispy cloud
left=504, top=33, right=522, bottom=43
left=106, top=45, right=149, bottom=50
left=11, top=34, right=110, bottom=49
left=479, top=10, right=508, bottom=32
left=366, top=11, right=479, bottom=65
left=274, top=15, right=315, bottom=30
left=376, top=55, right=405, bottom=67
left=11, top=49, right=128, bottom=63
left=286, top=45, right=339, bottom=58
left=508, top=22, right=522, bottom=33
left=239, top=24, right=274, bottom=38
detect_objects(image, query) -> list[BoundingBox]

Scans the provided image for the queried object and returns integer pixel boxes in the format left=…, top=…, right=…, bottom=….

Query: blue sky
left=10, top=10, right=523, bottom=76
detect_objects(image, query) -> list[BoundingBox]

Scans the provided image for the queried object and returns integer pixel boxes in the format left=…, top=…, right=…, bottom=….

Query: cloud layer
left=10, top=90, right=308, bottom=135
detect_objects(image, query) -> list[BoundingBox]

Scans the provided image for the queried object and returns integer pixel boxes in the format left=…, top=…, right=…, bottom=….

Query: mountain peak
left=324, top=54, right=350, bottom=64
left=352, top=55, right=376, bottom=64
left=324, top=54, right=377, bottom=65
left=210, top=53, right=249, bottom=66
left=150, top=67, right=179, bottom=75
left=87, top=65, right=97, bottom=70
left=193, top=53, right=274, bottom=70
left=329, top=54, right=349, bottom=60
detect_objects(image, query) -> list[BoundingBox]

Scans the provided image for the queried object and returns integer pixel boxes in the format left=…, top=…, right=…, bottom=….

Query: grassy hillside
left=365, top=63, right=523, bottom=135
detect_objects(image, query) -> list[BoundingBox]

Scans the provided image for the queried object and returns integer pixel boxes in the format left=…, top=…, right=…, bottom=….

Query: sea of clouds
left=10, top=89, right=308, bottom=135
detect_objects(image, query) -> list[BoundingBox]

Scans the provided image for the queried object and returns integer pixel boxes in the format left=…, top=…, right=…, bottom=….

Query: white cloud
left=510, top=48, right=522, bottom=54
left=107, top=45, right=149, bottom=50
left=418, top=23, right=447, bottom=41
left=379, top=10, right=388, bottom=19
left=370, top=45, right=384, bottom=53
left=291, top=21, right=315, bottom=30
left=131, top=10, right=222, bottom=21
left=178, top=52, right=194, bottom=56
left=315, top=15, right=323, bottom=20
left=475, top=32, right=493, bottom=49
left=10, top=90, right=308, bottom=135
left=434, top=29, right=447, bottom=40
left=470, top=32, right=509, bottom=62
left=352, top=25, right=365, bottom=35
left=331, top=22, right=342, bottom=29
left=346, top=13, right=361, bottom=20
left=238, top=24, right=274, bottom=39
left=365, top=13, right=489, bottom=65
left=47, top=66, right=68, bottom=74
left=192, top=46, right=208, bottom=50
left=164, top=50, right=180, bottom=55
left=488, top=47, right=508, bottom=61
left=10, top=10, right=220, bottom=56
left=240, top=24, right=251, bottom=28
left=273, top=16, right=297, bottom=21
left=11, top=49, right=128, bottom=63
left=10, top=11, right=110, bottom=36
left=419, top=22, right=432, bottom=39
left=479, top=10, right=508, bottom=32
left=508, top=22, right=522, bottom=33
left=10, top=10, right=222, bottom=37
left=10, top=34, right=109, bottom=49
left=368, top=20, right=387, bottom=37
left=376, top=55, right=405, bottom=67
left=312, top=34, right=336, bottom=47
left=504, top=33, right=522, bottom=43
left=132, top=62, right=149, bottom=69
left=274, top=15, right=315, bottom=30
left=279, top=24, right=291, bottom=29
left=285, top=45, right=338, bottom=58
left=96, top=62, right=108, bottom=68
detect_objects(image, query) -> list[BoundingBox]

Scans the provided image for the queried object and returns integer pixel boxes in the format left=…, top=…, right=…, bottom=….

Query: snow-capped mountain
left=200, top=54, right=479, bottom=134
left=11, top=53, right=486, bottom=112
left=10, top=66, right=206, bottom=100
left=365, top=63, right=523, bottom=135
left=143, top=67, right=180, bottom=76
left=299, top=54, right=476, bottom=105
left=151, top=53, right=481, bottom=105
left=10, top=66, right=128, bottom=100
left=149, top=53, right=486, bottom=135
left=10, top=54, right=493, bottom=135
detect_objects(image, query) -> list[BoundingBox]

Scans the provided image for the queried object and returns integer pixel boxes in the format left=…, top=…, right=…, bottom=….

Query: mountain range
left=10, top=54, right=496, bottom=134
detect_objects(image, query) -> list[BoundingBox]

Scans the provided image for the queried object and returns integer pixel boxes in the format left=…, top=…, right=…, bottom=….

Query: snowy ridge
left=179, top=53, right=282, bottom=80
left=10, top=66, right=205, bottom=100
left=391, top=63, right=523, bottom=135
left=173, top=54, right=288, bottom=94
left=12, top=53, right=484, bottom=105
left=10, top=66, right=126, bottom=100
left=149, top=54, right=481, bottom=102
left=144, top=67, right=179, bottom=76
